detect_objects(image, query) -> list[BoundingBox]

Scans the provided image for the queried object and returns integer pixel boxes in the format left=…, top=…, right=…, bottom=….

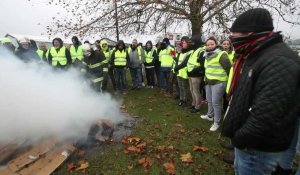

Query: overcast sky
left=1, top=0, right=300, bottom=42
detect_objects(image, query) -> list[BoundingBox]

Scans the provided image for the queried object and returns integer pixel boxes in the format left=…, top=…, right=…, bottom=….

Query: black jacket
left=15, top=48, right=40, bottom=63
left=221, top=38, right=300, bottom=152
left=85, top=50, right=106, bottom=78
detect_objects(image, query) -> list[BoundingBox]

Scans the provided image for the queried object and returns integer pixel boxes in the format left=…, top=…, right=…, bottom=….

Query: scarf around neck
left=227, top=31, right=283, bottom=97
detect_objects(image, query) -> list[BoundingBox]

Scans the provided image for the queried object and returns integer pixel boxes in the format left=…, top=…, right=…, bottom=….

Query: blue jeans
left=130, top=67, right=142, bottom=88
left=278, top=119, right=300, bottom=169
left=114, top=68, right=126, bottom=92
left=234, top=148, right=282, bottom=175
left=296, top=118, right=300, bottom=175
left=159, top=67, right=171, bottom=91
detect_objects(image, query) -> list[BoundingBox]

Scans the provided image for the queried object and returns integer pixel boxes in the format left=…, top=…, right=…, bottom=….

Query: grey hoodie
left=129, top=46, right=145, bottom=68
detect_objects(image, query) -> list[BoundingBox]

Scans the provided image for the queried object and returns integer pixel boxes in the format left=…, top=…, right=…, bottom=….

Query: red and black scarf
left=228, top=31, right=283, bottom=97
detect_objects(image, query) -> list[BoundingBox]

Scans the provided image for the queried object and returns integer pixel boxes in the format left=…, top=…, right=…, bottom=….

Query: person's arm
left=189, top=51, right=205, bottom=75
left=219, top=53, right=231, bottom=75
left=65, top=48, right=72, bottom=65
left=125, top=51, right=130, bottom=68
left=141, top=47, right=145, bottom=63
left=151, top=50, right=158, bottom=65
left=175, top=52, right=192, bottom=71
left=232, top=56, right=299, bottom=149
left=48, top=51, right=52, bottom=65
left=110, top=51, right=115, bottom=66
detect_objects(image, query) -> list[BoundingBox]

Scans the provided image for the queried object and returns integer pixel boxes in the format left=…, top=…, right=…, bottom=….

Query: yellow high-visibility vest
left=187, top=46, right=206, bottom=72
left=114, top=50, right=127, bottom=66
left=159, top=46, right=174, bottom=68
left=70, top=45, right=84, bottom=62
left=50, top=46, right=67, bottom=67
left=177, top=50, right=194, bottom=79
left=204, top=51, right=228, bottom=82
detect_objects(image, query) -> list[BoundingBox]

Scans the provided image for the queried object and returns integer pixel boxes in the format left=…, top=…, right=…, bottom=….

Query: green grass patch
left=56, top=87, right=234, bottom=175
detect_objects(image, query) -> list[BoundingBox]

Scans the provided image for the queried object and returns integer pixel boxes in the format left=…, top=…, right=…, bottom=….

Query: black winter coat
left=221, top=38, right=300, bottom=152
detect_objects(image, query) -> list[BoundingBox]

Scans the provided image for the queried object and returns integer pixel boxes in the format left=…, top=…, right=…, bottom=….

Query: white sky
left=0, top=0, right=300, bottom=43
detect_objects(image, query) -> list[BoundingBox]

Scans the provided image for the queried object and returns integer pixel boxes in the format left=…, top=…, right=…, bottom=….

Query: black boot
left=222, top=151, right=234, bottom=165
left=220, top=141, right=234, bottom=150
left=272, top=166, right=292, bottom=175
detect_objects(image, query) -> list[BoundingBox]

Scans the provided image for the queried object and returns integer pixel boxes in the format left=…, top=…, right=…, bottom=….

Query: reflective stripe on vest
left=128, top=46, right=142, bottom=61
left=88, top=62, right=103, bottom=69
left=226, top=67, right=234, bottom=94
left=114, top=50, right=127, bottom=66
left=204, top=51, right=228, bottom=81
left=159, top=46, right=174, bottom=68
left=92, top=77, right=104, bottom=83
left=145, top=49, right=154, bottom=63
left=227, top=50, right=235, bottom=65
left=177, top=50, right=194, bottom=79
left=50, top=46, right=67, bottom=66
left=70, top=45, right=84, bottom=62
left=187, top=46, right=206, bottom=72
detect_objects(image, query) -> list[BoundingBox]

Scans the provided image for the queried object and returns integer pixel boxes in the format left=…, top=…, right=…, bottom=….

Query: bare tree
left=42, top=0, right=300, bottom=39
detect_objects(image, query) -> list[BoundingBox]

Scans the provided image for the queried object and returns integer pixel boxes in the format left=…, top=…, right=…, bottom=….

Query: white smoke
left=0, top=47, right=124, bottom=143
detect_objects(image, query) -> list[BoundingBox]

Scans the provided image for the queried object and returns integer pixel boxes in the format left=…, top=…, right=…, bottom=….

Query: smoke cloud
left=0, top=47, right=124, bottom=143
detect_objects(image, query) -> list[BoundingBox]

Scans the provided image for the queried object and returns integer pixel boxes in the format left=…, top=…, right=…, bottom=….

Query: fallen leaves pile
left=121, top=133, right=209, bottom=174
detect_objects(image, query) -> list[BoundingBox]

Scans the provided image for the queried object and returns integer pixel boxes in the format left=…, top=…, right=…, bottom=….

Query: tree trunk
left=191, top=19, right=202, bottom=36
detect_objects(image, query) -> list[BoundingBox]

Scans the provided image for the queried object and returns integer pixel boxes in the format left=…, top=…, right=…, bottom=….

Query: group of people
left=1, top=7, right=300, bottom=175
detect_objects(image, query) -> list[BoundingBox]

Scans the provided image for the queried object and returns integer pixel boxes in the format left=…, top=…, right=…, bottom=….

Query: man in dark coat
left=221, top=8, right=300, bottom=175
left=15, top=37, right=40, bottom=63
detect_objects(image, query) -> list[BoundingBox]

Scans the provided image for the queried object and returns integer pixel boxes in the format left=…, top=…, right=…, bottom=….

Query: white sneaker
left=200, top=115, right=213, bottom=121
left=209, top=122, right=220, bottom=132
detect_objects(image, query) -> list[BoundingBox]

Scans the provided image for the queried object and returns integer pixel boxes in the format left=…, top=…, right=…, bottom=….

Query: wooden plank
left=17, top=144, right=75, bottom=175
left=0, top=140, right=27, bottom=164
left=7, top=139, right=58, bottom=173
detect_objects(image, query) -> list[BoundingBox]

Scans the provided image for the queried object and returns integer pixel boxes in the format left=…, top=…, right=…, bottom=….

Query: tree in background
left=43, top=0, right=300, bottom=39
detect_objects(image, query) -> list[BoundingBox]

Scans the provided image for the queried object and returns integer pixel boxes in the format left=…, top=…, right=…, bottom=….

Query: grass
left=55, top=85, right=234, bottom=175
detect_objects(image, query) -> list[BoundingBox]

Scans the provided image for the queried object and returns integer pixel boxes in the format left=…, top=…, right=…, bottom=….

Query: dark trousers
left=155, top=66, right=160, bottom=87
left=145, top=67, right=155, bottom=86
left=114, top=68, right=126, bottom=92
left=102, top=67, right=116, bottom=91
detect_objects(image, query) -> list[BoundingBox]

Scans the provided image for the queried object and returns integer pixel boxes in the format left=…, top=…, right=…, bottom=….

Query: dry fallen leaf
left=179, top=129, right=186, bottom=134
left=136, top=142, right=147, bottom=148
left=67, top=163, right=76, bottom=172
left=156, top=154, right=163, bottom=160
left=126, top=146, right=141, bottom=153
left=127, top=137, right=141, bottom=143
left=76, top=161, right=89, bottom=171
left=127, top=163, right=133, bottom=170
left=163, top=161, right=176, bottom=174
left=148, top=108, right=153, bottom=111
left=180, top=152, right=193, bottom=163
left=193, top=146, right=209, bottom=152
left=138, top=157, right=153, bottom=168
left=167, top=145, right=174, bottom=150
left=155, top=145, right=166, bottom=151
left=175, top=123, right=182, bottom=127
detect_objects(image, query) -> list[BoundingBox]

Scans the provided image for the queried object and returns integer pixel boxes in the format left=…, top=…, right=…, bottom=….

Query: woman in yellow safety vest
left=221, top=39, right=235, bottom=111
left=110, top=40, right=130, bottom=93
left=200, top=37, right=231, bottom=132
left=174, top=36, right=194, bottom=108
left=48, top=38, right=72, bottom=68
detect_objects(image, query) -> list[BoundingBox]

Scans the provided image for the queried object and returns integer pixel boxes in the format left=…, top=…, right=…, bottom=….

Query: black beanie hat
left=230, top=8, right=274, bottom=33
